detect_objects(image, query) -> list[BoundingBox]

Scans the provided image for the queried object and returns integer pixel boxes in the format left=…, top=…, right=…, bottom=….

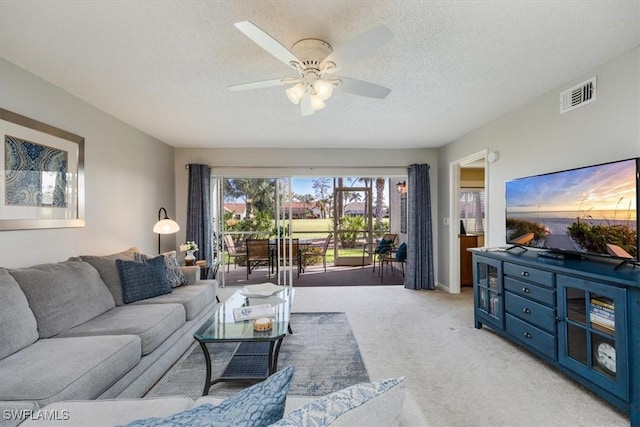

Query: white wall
left=0, top=59, right=176, bottom=267
left=436, top=47, right=640, bottom=291
left=173, top=147, right=435, bottom=259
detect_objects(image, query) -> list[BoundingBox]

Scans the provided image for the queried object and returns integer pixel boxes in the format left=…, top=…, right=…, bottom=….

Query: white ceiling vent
left=560, top=77, right=596, bottom=114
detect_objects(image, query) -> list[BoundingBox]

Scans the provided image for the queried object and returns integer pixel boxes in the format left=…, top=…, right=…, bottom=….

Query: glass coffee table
left=193, top=286, right=294, bottom=396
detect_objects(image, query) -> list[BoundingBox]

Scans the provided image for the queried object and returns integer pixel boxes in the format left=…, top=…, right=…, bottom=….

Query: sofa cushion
left=124, top=366, right=294, bottom=427
left=272, top=377, right=406, bottom=427
left=135, top=251, right=188, bottom=288
left=9, top=261, right=116, bottom=338
left=0, top=400, right=40, bottom=427
left=18, top=397, right=194, bottom=427
left=0, top=268, right=39, bottom=360
left=79, top=247, right=139, bottom=306
left=181, top=266, right=201, bottom=285
left=117, top=257, right=172, bottom=304
left=131, top=282, right=216, bottom=320
left=0, top=335, right=140, bottom=405
left=57, top=304, right=185, bottom=355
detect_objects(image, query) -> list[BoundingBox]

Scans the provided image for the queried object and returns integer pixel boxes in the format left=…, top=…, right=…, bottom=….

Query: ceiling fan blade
left=228, top=78, right=300, bottom=91
left=300, top=94, right=314, bottom=116
left=337, top=77, right=391, bottom=99
left=321, top=25, right=393, bottom=74
left=234, top=21, right=301, bottom=71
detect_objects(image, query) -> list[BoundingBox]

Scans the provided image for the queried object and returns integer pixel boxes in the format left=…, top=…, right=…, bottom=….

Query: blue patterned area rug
left=146, top=312, right=369, bottom=399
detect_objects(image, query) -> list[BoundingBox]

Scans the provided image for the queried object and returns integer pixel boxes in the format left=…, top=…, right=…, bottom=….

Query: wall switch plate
left=443, top=217, right=450, bottom=225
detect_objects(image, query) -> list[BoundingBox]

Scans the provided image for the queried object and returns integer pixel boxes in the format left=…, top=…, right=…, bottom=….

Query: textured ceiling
left=0, top=1, right=638, bottom=149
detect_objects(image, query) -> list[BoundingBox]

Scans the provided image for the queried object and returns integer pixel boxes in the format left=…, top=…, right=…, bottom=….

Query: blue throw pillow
left=396, top=243, right=407, bottom=262
left=375, top=238, right=394, bottom=254
left=122, top=366, right=295, bottom=427
left=135, top=251, right=188, bottom=288
left=116, top=256, right=171, bottom=304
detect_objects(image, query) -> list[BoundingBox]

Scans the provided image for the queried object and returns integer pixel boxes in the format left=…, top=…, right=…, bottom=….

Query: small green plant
left=568, top=221, right=637, bottom=257
left=335, top=216, right=366, bottom=248
left=226, top=210, right=272, bottom=240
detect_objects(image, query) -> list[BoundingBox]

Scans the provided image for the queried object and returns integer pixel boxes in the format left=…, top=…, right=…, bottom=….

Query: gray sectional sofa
left=0, top=247, right=218, bottom=427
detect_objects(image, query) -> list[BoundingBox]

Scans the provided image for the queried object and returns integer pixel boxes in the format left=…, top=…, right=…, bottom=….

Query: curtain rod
left=186, top=164, right=408, bottom=169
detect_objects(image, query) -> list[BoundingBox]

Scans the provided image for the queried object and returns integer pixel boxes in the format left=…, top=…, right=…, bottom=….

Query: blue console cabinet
left=471, top=249, right=640, bottom=426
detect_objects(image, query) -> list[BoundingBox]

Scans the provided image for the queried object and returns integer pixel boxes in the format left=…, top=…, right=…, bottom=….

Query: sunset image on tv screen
left=506, top=158, right=637, bottom=259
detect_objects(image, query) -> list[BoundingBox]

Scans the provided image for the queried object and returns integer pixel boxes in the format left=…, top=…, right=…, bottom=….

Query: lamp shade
left=153, top=218, right=180, bottom=234
left=313, top=79, right=334, bottom=100
left=309, top=94, right=326, bottom=111
left=286, top=83, right=306, bottom=105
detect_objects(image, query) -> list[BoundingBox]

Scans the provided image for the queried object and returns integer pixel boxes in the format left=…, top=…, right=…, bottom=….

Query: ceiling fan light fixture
left=230, top=21, right=393, bottom=117
left=286, top=83, right=306, bottom=104
left=309, top=94, right=326, bottom=111
left=313, top=79, right=334, bottom=100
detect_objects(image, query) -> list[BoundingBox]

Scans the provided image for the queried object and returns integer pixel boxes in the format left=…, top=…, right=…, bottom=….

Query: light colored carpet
left=146, top=312, right=368, bottom=400
left=231, top=285, right=627, bottom=427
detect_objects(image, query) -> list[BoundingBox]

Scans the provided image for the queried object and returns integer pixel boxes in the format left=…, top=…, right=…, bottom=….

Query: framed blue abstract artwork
left=1, top=109, right=85, bottom=230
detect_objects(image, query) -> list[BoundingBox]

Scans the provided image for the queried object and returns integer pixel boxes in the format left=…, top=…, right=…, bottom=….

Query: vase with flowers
left=179, top=241, right=199, bottom=266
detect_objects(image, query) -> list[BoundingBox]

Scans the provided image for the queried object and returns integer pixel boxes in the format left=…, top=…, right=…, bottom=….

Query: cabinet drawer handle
left=523, top=332, right=532, bottom=339
left=521, top=271, right=530, bottom=277
left=522, top=287, right=531, bottom=293
left=522, top=308, right=531, bottom=314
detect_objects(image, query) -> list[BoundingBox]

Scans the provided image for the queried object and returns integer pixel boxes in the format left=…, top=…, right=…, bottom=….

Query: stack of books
left=590, top=297, right=615, bottom=332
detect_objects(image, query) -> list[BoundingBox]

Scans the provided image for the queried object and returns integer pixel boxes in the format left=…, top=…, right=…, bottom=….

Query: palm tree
left=351, top=177, right=386, bottom=227
left=374, top=177, right=386, bottom=227
left=224, top=178, right=277, bottom=215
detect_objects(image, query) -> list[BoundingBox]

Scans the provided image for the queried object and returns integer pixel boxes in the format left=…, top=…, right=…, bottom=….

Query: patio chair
left=246, top=239, right=271, bottom=279
left=380, top=242, right=406, bottom=282
left=317, top=233, right=332, bottom=272
left=223, top=235, right=246, bottom=272
left=299, top=233, right=332, bottom=273
left=277, top=238, right=302, bottom=277
left=361, top=233, right=397, bottom=272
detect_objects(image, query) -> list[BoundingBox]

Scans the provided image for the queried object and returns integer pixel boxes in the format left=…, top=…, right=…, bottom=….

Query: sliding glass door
left=214, top=176, right=295, bottom=287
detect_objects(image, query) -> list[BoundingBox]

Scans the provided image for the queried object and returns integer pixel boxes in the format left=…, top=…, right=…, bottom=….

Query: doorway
left=215, top=176, right=297, bottom=287
left=449, top=150, right=489, bottom=294
left=214, top=174, right=405, bottom=287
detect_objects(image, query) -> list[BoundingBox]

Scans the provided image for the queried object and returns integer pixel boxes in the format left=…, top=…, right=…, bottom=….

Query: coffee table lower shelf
left=199, top=340, right=284, bottom=396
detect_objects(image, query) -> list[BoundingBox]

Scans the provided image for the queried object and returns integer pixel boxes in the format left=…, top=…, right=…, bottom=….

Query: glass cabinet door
left=558, top=277, right=628, bottom=399
left=473, top=256, right=504, bottom=329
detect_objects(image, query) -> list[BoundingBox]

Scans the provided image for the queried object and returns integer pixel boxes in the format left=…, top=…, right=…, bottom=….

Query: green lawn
left=222, top=217, right=388, bottom=266
left=288, top=218, right=390, bottom=239
left=290, top=218, right=333, bottom=238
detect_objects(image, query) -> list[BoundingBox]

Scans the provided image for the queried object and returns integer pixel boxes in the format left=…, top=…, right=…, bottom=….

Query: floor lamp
left=153, top=207, right=180, bottom=253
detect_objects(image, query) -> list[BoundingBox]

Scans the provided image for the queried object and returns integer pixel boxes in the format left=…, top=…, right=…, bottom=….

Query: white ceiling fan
left=228, top=21, right=393, bottom=116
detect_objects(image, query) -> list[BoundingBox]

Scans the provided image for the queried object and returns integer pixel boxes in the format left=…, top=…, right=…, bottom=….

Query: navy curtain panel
left=186, top=164, right=213, bottom=268
left=405, top=163, right=435, bottom=290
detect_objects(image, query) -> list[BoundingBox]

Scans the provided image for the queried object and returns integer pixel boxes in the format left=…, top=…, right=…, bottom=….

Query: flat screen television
left=505, top=157, right=639, bottom=269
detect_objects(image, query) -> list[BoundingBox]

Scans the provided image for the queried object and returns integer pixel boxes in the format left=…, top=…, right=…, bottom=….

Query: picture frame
left=1, top=108, right=85, bottom=230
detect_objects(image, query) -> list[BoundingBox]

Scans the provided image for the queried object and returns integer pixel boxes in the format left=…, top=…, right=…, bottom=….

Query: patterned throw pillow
left=122, top=366, right=295, bottom=427
left=116, top=256, right=172, bottom=304
left=272, top=377, right=406, bottom=426
left=135, top=251, right=188, bottom=288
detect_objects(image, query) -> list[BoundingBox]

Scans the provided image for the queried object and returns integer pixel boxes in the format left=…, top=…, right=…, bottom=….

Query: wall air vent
left=560, top=77, right=596, bottom=114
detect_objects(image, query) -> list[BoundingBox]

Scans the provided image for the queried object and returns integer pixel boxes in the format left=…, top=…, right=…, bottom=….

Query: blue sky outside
left=224, top=177, right=391, bottom=203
